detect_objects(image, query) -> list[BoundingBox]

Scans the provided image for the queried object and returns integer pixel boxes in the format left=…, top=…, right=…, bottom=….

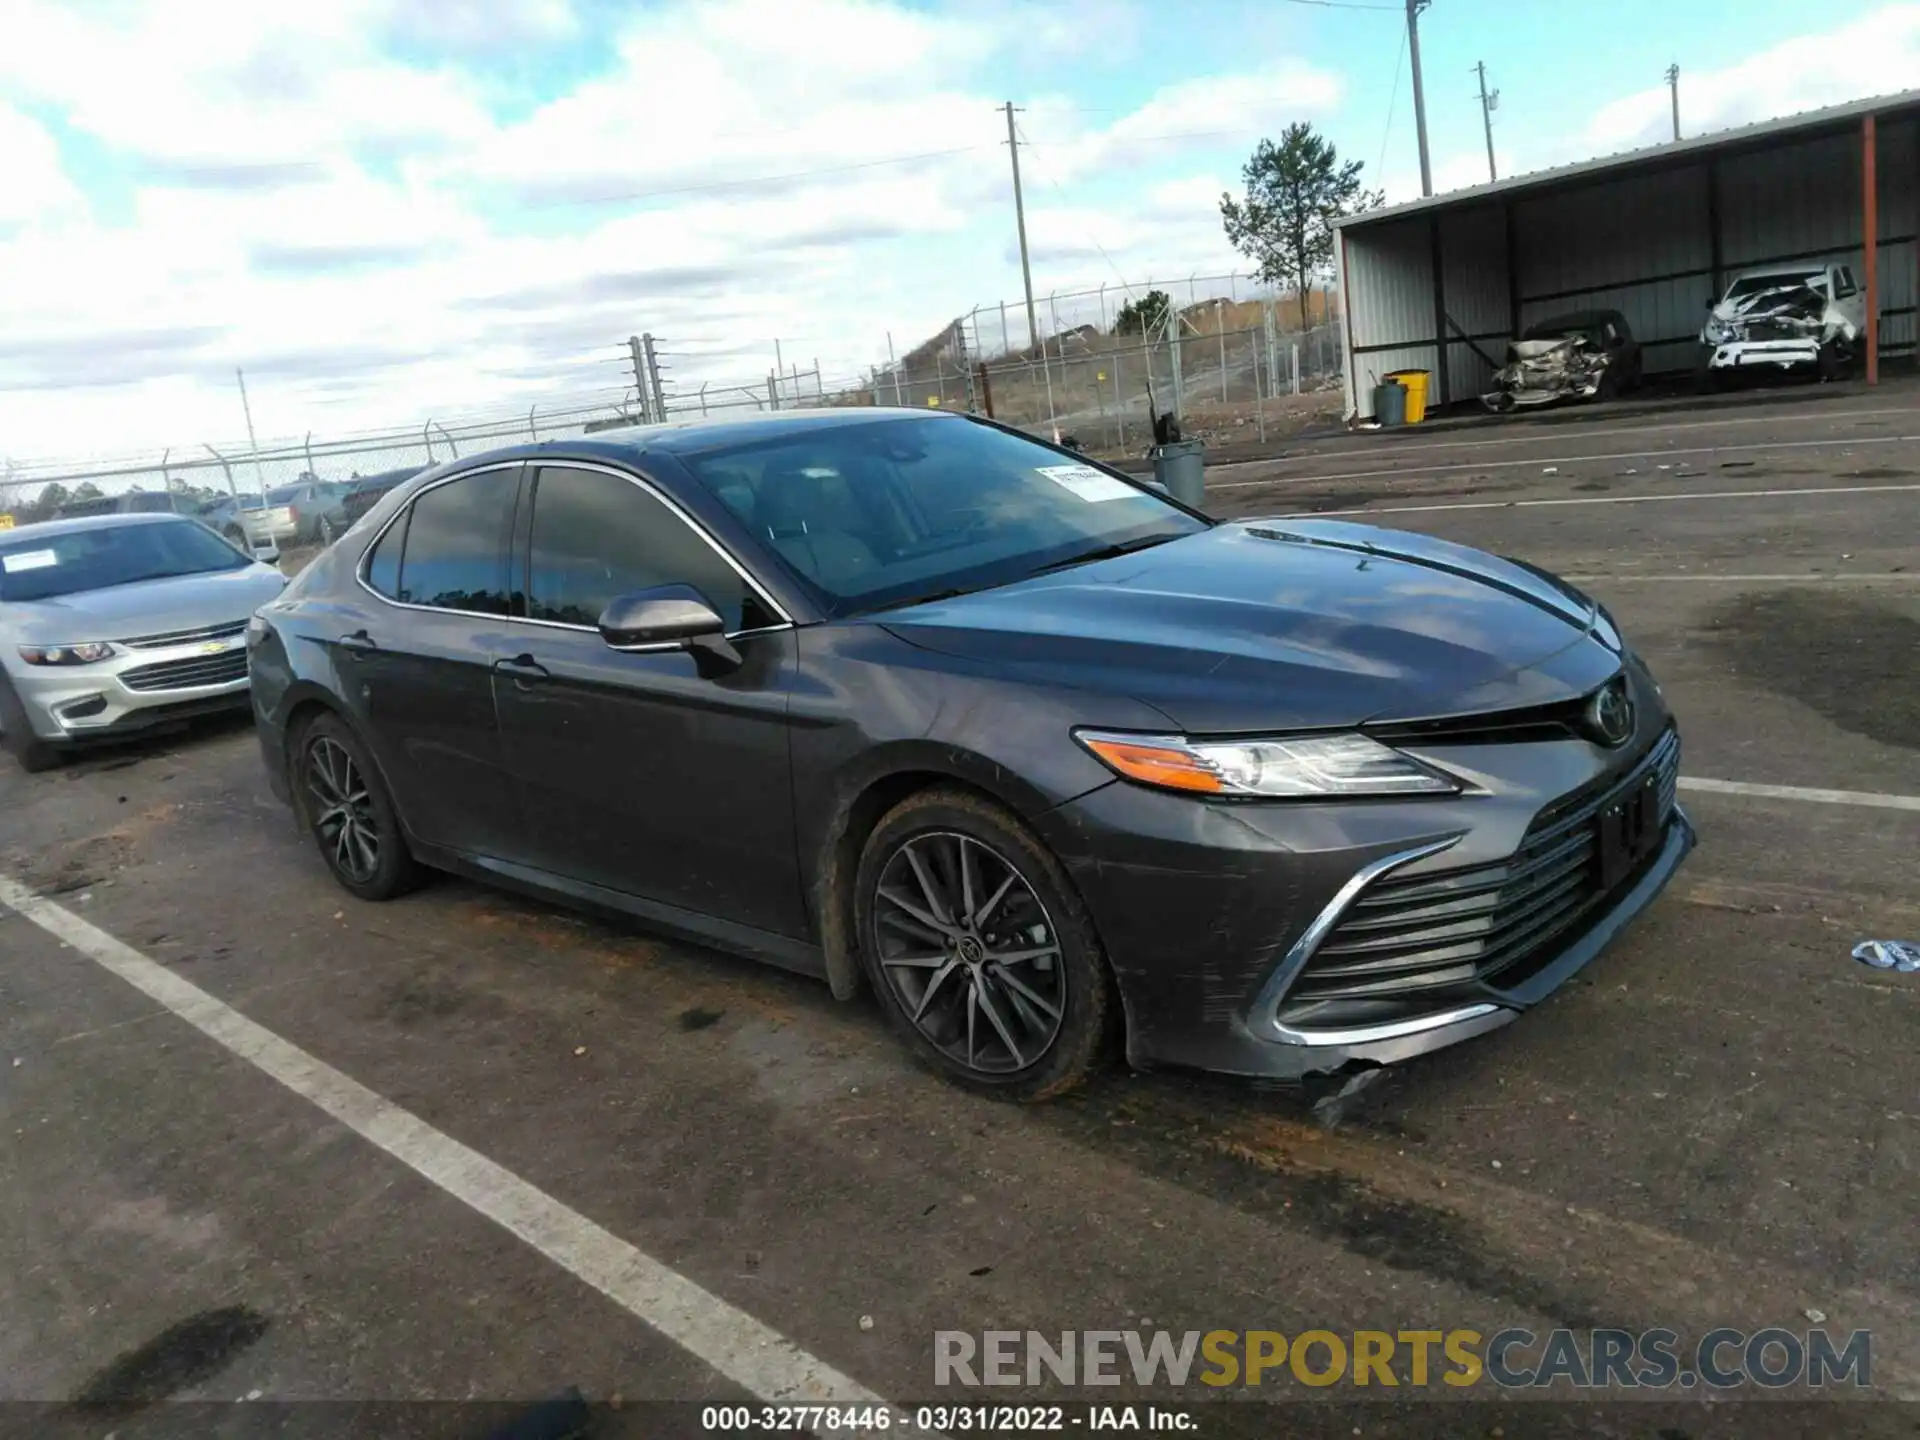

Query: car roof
left=602, top=405, right=961, bottom=457
left=0, top=511, right=197, bottom=540
left=393, top=407, right=971, bottom=486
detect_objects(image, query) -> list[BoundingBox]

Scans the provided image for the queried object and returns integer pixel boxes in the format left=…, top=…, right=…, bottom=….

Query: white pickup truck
left=1699, top=261, right=1866, bottom=383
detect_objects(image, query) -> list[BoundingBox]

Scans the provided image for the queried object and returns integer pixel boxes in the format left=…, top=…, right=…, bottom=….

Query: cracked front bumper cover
left=1708, top=340, right=1823, bottom=370
left=1041, top=683, right=1695, bottom=1083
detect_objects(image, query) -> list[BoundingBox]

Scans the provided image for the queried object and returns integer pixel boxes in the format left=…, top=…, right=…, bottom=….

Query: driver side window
left=525, top=466, right=774, bottom=632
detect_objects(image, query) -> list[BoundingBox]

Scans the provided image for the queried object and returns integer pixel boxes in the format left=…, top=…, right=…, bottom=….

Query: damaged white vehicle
left=1481, top=310, right=1641, bottom=414
left=1699, top=262, right=1864, bottom=384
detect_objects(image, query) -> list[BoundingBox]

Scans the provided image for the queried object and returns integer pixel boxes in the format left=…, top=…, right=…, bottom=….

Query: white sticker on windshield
left=1035, top=464, right=1138, bottom=503
left=1, top=549, right=57, bottom=573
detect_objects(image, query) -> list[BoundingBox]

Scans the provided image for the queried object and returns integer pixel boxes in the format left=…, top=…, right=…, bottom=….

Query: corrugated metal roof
left=1336, top=87, right=1920, bottom=232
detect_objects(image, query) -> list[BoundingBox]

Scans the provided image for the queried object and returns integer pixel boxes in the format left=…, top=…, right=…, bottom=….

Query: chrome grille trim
left=119, top=619, right=249, bottom=650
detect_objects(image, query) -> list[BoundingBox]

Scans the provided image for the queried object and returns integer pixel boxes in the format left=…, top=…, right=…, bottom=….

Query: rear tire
left=318, top=515, right=337, bottom=545
left=0, top=671, right=64, bottom=774
left=854, top=786, right=1112, bottom=1101
left=292, top=712, right=420, bottom=901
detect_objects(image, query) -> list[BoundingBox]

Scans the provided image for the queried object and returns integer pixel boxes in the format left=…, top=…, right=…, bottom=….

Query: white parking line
left=1213, top=431, right=1920, bottom=490
left=1280, top=481, right=1920, bottom=518
left=1678, top=778, right=1920, bottom=813
left=1203, top=405, right=1920, bottom=473
left=0, top=873, right=905, bottom=1417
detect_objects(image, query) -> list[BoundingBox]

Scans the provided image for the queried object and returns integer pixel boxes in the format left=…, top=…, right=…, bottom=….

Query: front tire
left=292, top=712, right=419, bottom=900
left=318, top=515, right=337, bottom=546
left=0, top=672, right=63, bottom=773
left=855, top=787, right=1111, bottom=1100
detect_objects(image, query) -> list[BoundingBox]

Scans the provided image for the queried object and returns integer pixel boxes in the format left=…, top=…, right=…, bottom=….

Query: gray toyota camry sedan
left=248, top=410, right=1694, bottom=1099
left=1, top=513, right=287, bottom=771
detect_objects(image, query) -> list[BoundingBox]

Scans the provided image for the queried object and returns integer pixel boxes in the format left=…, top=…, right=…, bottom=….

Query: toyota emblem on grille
left=1585, top=677, right=1635, bottom=747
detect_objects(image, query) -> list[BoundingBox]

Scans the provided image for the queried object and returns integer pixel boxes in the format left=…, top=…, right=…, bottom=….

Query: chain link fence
left=868, top=287, right=1347, bottom=457
left=0, top=392, right=656, bottom=523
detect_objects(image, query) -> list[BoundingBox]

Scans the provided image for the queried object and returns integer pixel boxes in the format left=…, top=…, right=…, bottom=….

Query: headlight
left=1076, top=730, right=1459, bottom=798
left=1702, top=317, right=1732, bottom=344
left=18, top=642, right=114, bottom=665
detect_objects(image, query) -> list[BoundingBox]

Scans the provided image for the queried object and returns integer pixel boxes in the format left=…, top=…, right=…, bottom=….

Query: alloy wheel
left=305, top=736, right=380, bottom=884
left=871, top=831, right=1066, bottom=1075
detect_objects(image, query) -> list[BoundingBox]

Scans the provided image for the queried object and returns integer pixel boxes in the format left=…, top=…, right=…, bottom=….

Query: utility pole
left=628, top=336, right=651, bottom=422
left=1665, top=63, right=1681, bottom=140
left=234, top=368, right=266, bottom=497
left=1406, top=0, right=1433, bottom=197
left=1474, top=61, right=1499, bottom=182
left=773, top=338, right=786, bottom=408
left=642, top=333, right=667, bottom=423
left=1004, top=101, right=1041, bottom=354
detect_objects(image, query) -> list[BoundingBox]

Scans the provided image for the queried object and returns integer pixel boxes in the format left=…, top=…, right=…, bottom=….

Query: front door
left=491, top=463, right=806, bottom=939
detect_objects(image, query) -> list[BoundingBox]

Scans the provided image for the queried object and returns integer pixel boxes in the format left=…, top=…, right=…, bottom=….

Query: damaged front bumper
left=1705, top=339, right=1824, bottom=371
left=1041, top=692, right=1695, bottom=1084
left=1482, top=378, right=1605, bottom=411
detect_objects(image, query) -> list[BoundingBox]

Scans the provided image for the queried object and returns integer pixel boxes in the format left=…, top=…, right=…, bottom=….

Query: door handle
left=337, top=629, right=377, bottom=654
left=493, top=653, right=551, bottom=686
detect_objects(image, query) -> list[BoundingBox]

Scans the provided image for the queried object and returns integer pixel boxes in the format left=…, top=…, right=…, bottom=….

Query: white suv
left=1700, top=262, right=1866, bottom=381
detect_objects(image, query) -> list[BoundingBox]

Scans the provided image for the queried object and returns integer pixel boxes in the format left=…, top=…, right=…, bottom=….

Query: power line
left=1275, top=0, right=1399, bottom=10
left=1011, top=120, right=1148, bottom=309
left=1377, top=26, right=1407, bottom=179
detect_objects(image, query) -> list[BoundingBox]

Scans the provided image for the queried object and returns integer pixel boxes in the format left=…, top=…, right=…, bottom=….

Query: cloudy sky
left=2, top=0, right=1916, bottom=467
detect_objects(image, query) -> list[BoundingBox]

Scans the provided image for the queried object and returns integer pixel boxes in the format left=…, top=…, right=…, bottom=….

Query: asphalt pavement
left=1, top=380, right=1916, bottom=1437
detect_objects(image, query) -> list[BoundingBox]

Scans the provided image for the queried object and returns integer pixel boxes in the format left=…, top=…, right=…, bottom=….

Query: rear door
left=490, top=462, right=806, bottom=938
left=341, top=464, right=526, bottom=858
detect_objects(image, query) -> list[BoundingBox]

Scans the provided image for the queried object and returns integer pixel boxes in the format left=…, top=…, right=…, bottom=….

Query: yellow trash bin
left=1383, top=369, right=1430, bottom=423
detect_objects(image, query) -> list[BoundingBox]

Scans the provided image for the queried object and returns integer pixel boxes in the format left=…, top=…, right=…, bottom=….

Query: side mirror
left=597, top=584, right=740, bottom=672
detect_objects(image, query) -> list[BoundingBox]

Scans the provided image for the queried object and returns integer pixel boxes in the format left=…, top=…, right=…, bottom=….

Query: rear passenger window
left=395, top=470, right=517, bottom=614
left=364, top=513, right=405, bottom=597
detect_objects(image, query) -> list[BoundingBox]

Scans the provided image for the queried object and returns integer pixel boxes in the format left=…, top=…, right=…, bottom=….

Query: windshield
left=1726, top=271, right=1823, bottom=301
left=265, top=485, right=306, bottom=505
left=686, top=418, right=1206, bottom=615
left=0, top=520, right=251, bottom=601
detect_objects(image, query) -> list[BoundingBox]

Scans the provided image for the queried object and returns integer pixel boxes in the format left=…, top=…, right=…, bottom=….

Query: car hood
left=6, top=565, right=287, bottom=644
left=879, top=521, right=1619, bottom=732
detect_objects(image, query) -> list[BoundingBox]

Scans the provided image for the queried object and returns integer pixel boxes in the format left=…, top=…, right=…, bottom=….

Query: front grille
left=120, top=619, right=249, bottom=650
left=1367, top=695, right=1589, bottom=747
left=1280, top=729, right=1680, bottom=1014
left=120, top=649, right=249, bottom=692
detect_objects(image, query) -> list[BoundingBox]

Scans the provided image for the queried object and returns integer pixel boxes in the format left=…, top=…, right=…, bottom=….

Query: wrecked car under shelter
left=1335, top=88, right=1919, bottom=420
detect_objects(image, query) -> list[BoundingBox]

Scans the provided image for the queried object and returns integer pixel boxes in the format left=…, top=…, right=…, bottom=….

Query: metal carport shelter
left=1334, top=88, right=1920, bottom=419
